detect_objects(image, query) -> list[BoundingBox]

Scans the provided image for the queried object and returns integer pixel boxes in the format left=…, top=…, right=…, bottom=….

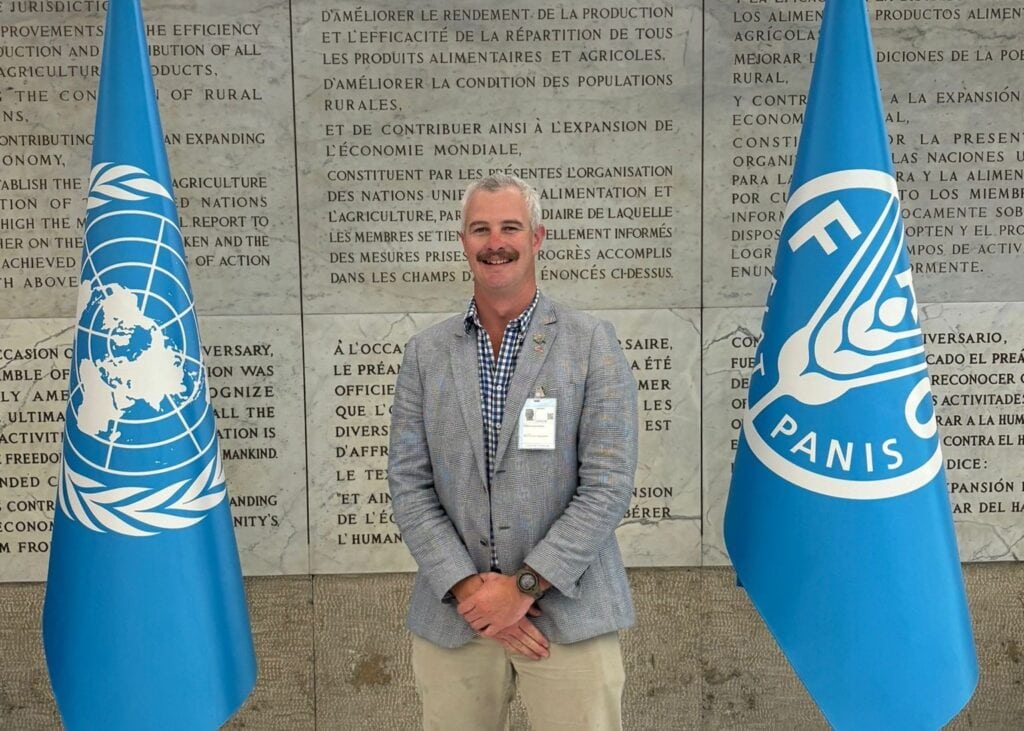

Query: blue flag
left=42, top=1, right=257, bottom=728
left=724, top=1, right=977, bottom=728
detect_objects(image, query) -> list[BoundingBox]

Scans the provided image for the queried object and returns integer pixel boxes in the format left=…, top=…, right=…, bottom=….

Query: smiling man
left=388, top=174, right=639, bottom=730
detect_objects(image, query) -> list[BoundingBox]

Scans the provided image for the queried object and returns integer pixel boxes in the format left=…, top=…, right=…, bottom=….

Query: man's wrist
left=449, top=574, right=484, bottom=603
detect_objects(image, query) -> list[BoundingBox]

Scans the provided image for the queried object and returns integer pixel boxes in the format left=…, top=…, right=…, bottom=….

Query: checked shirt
left=463, top=289, right=540, bottom=572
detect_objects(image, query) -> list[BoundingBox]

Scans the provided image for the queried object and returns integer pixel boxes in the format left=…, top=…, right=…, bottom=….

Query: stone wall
left=2, top=0, right=1023, bottom=727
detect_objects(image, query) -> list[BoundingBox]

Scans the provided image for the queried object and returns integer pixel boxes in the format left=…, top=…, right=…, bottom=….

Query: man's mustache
left=477, top=248, right=520, bottom=264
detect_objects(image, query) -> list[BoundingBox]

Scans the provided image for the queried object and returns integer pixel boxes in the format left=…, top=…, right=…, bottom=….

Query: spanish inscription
left=706, top=0, right=1024, bottom=307
left=702, top=303, right=1024, bottom=566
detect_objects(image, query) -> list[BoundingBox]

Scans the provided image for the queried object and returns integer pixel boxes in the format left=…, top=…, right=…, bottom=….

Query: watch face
left=518, top=572, right=537, bottom=591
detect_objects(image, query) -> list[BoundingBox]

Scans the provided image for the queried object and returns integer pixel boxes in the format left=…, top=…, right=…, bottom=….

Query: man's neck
left=474, top=285, right=537, bottom=354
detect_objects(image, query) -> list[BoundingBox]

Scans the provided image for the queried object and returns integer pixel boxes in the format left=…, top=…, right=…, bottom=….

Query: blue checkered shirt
left=464, top=289, right=540, bottom=571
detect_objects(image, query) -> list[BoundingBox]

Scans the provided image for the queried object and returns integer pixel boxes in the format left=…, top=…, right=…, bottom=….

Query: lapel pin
left=533, top=333, right=546, bottom=345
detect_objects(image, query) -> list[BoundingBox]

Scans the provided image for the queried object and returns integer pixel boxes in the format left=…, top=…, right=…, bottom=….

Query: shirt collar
left=464, top=289, right=540, bottom=334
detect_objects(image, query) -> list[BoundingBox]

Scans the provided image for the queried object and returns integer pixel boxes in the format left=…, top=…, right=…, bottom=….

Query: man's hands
left=494, top=615, right=549, bottom=660
left=451, top=572, right=549, bottom=659
left=458, top=572, right=534, bottom=636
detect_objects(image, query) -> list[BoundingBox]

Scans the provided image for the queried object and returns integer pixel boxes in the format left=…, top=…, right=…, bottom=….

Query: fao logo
left=743, top=170, right=943, bottom=500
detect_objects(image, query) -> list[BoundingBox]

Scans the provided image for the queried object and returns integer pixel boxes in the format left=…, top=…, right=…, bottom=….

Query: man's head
left=459, top=175, right=546, bottom=303
left=461, top=174, right=543, bottom=235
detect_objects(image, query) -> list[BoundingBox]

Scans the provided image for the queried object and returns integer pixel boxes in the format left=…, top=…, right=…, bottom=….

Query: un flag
left=724, top=1, right=978, bottom=728
left=42, top=2, right=257, bottom=729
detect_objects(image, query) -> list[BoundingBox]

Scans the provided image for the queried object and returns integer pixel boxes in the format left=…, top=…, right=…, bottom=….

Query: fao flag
left=724, top=0, right=978, bottom=728
left=42, top=1, right=257, bottom=729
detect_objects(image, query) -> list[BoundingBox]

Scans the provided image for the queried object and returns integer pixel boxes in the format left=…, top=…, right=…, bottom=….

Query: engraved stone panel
left=304, top=312, right=448, bottom=574
left=702, top=303, right=1024, bottom=566
left=920, top=301, right=1024, bottom=562
left=306, top=306, right=701, bottom=572
left=203, top=315, right=309, bottom=575
left=0, top=318, right=71, bottom=581
left=704, top=0, right=1024, bottom=308
left=701, top=306, right=762, bottom=566
left=0, top=314, right=308, bottom=580
left=3, top=0, right=1024, bottom=584
left=293, top=0, right=702, bottom=314
left=605, top=308, right=701, bottom=566
left=0, top=0, right=299, bottom=319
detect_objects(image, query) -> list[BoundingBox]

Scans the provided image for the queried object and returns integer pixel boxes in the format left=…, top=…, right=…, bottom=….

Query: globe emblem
left=67, top=209, right=215, bottom=474
left=59, top=165, right=225, bottom=536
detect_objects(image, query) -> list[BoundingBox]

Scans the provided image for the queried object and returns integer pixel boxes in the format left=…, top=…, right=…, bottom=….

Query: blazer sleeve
left=524, top=319, right=638, bottom=598
left=388, top=336, right=477, bottom=601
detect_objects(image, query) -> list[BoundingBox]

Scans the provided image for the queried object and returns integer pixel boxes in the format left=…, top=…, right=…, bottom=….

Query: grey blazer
left=388, top=294, right=638, bottom=648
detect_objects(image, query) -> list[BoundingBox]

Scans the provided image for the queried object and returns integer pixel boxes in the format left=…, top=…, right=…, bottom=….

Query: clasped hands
left=453, top=572, right=550, bottom=660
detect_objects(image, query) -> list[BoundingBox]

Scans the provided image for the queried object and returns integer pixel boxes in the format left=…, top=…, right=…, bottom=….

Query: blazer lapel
left=449, top=323, right=489, bottom=489
left=493, top=296, right=558, bottom=471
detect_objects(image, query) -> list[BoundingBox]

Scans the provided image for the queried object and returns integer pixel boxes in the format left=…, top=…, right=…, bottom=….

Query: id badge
left=518, top=397, right=556, bottom=450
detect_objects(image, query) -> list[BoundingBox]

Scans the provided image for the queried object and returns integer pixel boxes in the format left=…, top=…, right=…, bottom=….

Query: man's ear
left=532, top=224, right=546, bottom=253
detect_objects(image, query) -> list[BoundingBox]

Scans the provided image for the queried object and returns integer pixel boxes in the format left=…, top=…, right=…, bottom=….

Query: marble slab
left=920, top=301, right=1024, bottom=562
left=603, top=308, right=702, bottom=566
left=0, top=0, right=299, bottom=319
left=306, top=307, right=702, bottom=573
left=304, top=312, right=447, bottom=573
left=0, top=318, right=73, bottom=581
left=701, top=306, right=762, bottom=566
left=703, top=0, right=1024, bottom=308
left=202, top=315, right=309, bottom=575
left=0, top=313, right=308, bottom=581
left=293, top=0, right=702, bottom=315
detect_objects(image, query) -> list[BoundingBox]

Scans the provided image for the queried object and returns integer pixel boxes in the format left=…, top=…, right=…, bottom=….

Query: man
left=388, top=174, right=638, bottom=730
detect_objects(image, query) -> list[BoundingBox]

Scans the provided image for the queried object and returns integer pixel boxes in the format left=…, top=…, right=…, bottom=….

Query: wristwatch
left=514, top=566, right=545, bottom=599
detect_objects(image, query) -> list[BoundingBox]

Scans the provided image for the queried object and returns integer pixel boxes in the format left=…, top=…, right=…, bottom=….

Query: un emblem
left=743, top=170, right=943, bottom=500
left=58, top=164, right=226, bottom=536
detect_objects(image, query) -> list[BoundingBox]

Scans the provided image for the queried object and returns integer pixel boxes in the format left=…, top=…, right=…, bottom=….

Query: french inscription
left=297, top=0, right=698, bottom=312
left=308, top=308, right=700, bottom=570
left=305, top=314, right=428, bottom=573
left=610, top=309, right=701, bottom=566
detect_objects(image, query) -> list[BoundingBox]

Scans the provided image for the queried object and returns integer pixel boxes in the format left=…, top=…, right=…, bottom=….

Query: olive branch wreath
left=58, top=453, right=226, bottom=537
left=87, top=163, right=173, bottom=210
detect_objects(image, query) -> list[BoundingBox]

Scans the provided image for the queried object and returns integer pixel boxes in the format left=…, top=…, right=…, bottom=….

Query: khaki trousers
left=411, top=632, right=625, bottom=731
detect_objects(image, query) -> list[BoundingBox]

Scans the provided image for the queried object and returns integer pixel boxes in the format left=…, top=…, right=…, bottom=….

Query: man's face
left=459, top=187, right=545, bottom=299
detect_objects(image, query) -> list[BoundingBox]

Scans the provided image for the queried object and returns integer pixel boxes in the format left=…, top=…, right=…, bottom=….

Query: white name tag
left=518, top=397, right=556, bottom=450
